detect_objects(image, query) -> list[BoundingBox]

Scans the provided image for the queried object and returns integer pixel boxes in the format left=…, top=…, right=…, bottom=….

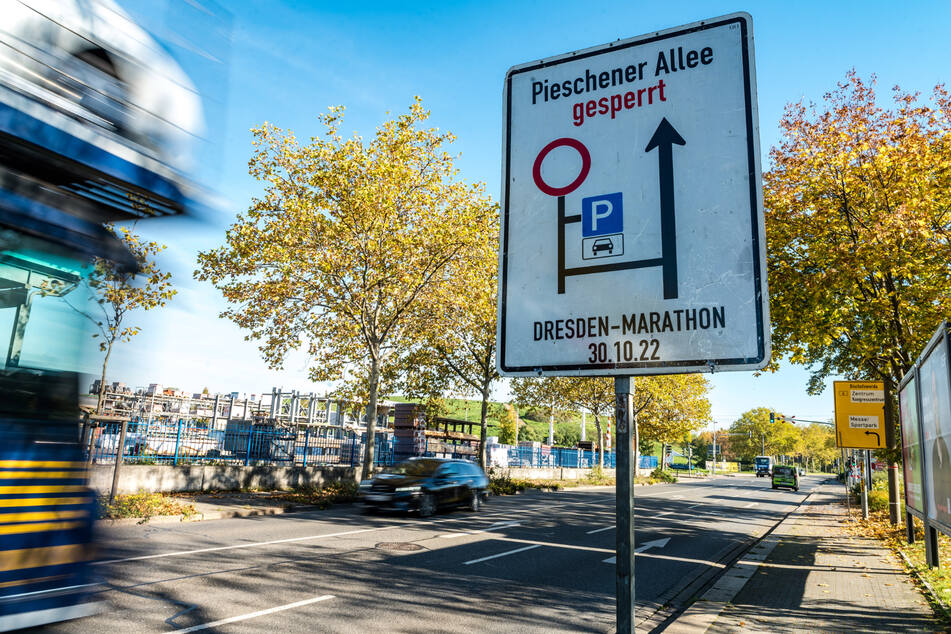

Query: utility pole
left=711, top=423, right=717, bottom=476
left=761, top=434, right=766, bottom=456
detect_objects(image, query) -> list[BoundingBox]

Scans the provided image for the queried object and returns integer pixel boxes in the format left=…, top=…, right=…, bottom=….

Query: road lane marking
left=464, top=545, right=540, bottom=565
left=439, top=521, right=520, bottom=538
left=98, top=515, right=523, bottom=565
left=742, top=502, right=758, bottom=508
left=486, top=537, right=613, bottom=554
left=175, top=595, right=334, bottom=633
left=603, top=537, right=670, bottom=563
left=586, top=525, right=615, bottom=534
left=97, top=527, right=395, bottom=565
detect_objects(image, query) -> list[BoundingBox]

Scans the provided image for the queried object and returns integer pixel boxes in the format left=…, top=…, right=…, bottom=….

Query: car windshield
left=775, top=467, right=793, bottom=475
left=385, top=459, right=443, bottom=476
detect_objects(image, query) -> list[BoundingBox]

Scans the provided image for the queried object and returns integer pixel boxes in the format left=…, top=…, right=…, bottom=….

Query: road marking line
left=742, top=502, right=758, bottom=508
left=464, top=544, right=540, bottom=565
left=175, top=595, right=334, bottom=633
left=586, top=525, right=615, bottom=534
left=439, top=522, right=520, bottom=538
left=97, top=528, right=385, bottom=565
left=99, top=515, right=521, bottom=565
left=671, top=495, right=684, bottom=499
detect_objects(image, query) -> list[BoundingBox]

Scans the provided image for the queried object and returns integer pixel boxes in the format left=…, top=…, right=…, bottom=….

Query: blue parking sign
left=581, top=192, right=623, bottom=237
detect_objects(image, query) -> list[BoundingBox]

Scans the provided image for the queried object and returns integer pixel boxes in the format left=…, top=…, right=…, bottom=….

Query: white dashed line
left=464, top=544, right=540, bottom=565
left=176, top=595, right=334, bottom=633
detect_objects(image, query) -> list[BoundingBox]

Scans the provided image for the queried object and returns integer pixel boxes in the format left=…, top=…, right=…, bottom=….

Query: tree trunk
left=594, top=415, right=604, bottom=469
left=884, top=377, right=901, bottom=525
left=96, top=342, right=113, bottom=414
left=361, top=351, right=380, bottom=481
left=478, top=387, right=489, bottom=471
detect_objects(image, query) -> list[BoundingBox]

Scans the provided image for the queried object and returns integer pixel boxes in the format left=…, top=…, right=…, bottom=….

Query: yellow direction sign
left=833, top=380, right=886, bottom=449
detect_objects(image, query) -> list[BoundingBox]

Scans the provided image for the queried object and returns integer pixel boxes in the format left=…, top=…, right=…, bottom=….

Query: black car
left=358, top=458, right=489, bottom=516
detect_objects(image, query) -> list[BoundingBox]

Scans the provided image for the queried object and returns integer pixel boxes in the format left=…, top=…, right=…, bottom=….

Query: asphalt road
left=42, top=474, right=821, bottom=633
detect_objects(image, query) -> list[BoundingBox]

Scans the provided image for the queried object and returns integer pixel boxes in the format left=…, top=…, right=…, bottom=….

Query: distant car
left=772, top=465, right=799, bottom=491
left=754, top=455, right=773, bottom=477
left=592, top=238, right=614, bottom=255
left=358, top=458, right=489, bottom=516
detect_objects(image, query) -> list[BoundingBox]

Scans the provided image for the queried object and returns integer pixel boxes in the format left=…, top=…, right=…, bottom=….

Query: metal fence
left=86, top=418, right=635, bottom=471
left=497, top=446, right=618, bottom=469
left=88, top=418, right=365, bottom=467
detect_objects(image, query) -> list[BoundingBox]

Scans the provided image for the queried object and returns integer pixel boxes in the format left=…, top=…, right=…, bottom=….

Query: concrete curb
left=97, top=503, right=322, bottom=527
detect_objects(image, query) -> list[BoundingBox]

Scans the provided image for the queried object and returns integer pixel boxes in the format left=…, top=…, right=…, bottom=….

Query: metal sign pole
left=861, top=450, right=869, bottom=520
left=615, top=377, right=635, bottom=633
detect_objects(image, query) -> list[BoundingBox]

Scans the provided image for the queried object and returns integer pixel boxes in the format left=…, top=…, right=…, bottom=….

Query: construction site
left=84, top=387, right=483, bottom=467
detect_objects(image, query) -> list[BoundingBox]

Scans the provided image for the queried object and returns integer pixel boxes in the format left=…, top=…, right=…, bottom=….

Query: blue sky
left=101, top=0, right=951, bottom=428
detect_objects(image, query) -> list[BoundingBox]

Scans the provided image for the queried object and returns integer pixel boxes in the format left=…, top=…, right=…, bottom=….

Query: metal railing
left=87, top=418, right=366, bottom=467
left=86, top=418, right=639, bottom=471
left=496, top=446, right=617, bottom=469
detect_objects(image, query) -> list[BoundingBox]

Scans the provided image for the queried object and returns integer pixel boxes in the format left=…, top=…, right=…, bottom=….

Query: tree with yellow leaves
left=402, top=206, right=499, bottom=469
left=765, top=71, right=951, bottom=521
left=766, top=72, right=951, bottom=389
left=67, top=225, right=175, bottom=413
left=196, top=99, right=494, bottom=478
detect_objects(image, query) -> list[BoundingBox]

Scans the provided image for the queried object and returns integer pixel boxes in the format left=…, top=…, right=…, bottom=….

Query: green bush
left=649, top=468, right=677, bottom=484
left=867, top=489, right=889, bottom=512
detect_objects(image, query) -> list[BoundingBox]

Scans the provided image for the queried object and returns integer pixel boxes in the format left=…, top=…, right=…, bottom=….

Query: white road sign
left=497, top=13, right=770, bottom=376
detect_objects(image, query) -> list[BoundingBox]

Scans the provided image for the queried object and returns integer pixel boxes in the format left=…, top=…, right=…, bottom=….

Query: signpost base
left=615, top=377, right=635, bottom=633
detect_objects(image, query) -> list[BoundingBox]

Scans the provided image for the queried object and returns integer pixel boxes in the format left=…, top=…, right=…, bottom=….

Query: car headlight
left=395, top=486, right=421, bottom=492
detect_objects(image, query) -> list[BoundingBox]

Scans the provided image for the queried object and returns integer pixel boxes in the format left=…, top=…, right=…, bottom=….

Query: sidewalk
left=99, top=491, right=325, bottom=526
left=669, top=482, right=943, bottom=633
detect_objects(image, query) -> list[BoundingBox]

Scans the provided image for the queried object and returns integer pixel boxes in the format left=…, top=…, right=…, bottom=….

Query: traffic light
left=769, top=412, right=775, bottom=424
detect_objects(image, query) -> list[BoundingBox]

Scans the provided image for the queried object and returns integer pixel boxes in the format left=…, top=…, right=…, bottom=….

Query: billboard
left=919, top=328, right=951, bottom=529
left=899, top=373, right=924, bottom=514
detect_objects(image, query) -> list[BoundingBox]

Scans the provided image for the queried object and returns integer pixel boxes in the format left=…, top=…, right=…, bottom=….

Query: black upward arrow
left=645, top=118, right=685, bottom=300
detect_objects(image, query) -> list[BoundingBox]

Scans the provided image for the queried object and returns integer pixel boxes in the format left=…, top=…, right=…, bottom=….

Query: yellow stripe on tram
left=0, top=497, right=89, bottom=508
left=0, top=471, right=86, bottom=479
left=0, top=485, right=88, bottom=494
left=0, top=510, right=88, bottom=524
left=0, top=521, right=83, bottom=536
left=0, top=574, right=67, bottom=589
left=0, top=461, right=86, bottom=469
left=0, top=543, right=89, bottom=573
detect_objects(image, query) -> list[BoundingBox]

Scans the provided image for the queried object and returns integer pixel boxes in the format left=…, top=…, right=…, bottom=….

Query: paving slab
left=669, top=481, right=942, bottom=633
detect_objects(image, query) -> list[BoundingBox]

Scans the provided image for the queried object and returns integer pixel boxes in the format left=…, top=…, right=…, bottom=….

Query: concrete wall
left=494, top=466, right=616, bottom=481
left=89, top=464, right=359, bottom=496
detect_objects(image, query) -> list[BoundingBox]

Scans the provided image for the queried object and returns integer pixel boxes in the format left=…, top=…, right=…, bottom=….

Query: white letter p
left=591, top=200, right=613, bottom=232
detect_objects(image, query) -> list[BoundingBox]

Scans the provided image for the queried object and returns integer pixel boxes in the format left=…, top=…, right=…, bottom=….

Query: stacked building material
left=393, top=403, right=426, bottom=459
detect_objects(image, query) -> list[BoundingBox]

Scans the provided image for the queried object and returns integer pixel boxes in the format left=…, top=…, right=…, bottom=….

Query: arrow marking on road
left=603, top=538, right=670, bottom=564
